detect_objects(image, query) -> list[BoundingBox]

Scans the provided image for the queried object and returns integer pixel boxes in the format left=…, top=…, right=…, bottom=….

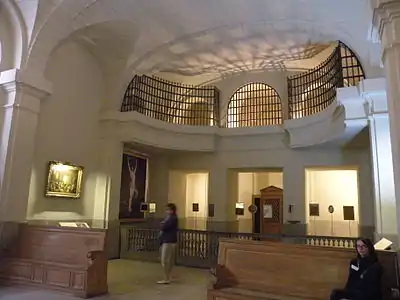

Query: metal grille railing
left=121, top=42, right=364, bottom=126
left=120, top=226, right=357, bottom=269
left=121, top=75, right=220, bottom=126
left=226, top=83, right=283, bottom=128
left=287, top=44, right=343, bottom=119
left=339, top=41, right=365, bottom=87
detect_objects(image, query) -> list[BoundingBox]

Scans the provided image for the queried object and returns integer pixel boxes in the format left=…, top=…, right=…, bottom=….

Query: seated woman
left=330, top=238, right=383, bottom=300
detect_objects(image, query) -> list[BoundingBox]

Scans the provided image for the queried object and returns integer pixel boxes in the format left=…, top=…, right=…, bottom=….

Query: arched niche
left=227, top=82, right=283, bottom=128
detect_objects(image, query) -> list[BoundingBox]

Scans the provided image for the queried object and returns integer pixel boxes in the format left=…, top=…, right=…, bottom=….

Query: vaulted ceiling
left=29, top=0, right=379, bottom=83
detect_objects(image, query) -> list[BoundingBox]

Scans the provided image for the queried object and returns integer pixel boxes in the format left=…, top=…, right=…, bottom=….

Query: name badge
left=351, top=264, right=359, bottom=271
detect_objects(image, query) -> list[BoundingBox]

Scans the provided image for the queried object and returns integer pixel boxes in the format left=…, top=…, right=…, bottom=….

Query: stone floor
left=0, top=260, right=209, bottom=300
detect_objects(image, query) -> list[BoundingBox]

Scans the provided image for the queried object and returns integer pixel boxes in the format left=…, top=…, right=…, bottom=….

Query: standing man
left=158, top=203, right=179, bottom=284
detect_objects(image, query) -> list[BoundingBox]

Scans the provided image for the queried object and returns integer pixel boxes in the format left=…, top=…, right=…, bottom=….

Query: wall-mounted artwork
left=343, top=206, right=355, bottom=221
left=119, top=153, right=148, bottom=220
left=45, top=161, right=84, bottom=199
left=235, top=202, right=245, bottom=216
left=309, top=203, right=320, bottom=217
left=192, top=203, right=199, bottom=212
left=208, top=204, right=215, bottom=217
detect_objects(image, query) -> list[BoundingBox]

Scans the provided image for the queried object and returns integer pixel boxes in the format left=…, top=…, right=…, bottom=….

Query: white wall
left=27, top=40, right=104, bottom=222
left=161, top=146, right=374, bottom=231
left=168, top=170, right=187, bottom=218
left=185, top=173, right=208, bottom=230
left=306, top=169, right=359, bottom=237
left=370, top=115, right=397, bottom=238
left=168, top=171, right=208, bottom=229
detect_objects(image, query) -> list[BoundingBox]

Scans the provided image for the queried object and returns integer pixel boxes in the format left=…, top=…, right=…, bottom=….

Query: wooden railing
left=120, top=226, right=357, bottom=269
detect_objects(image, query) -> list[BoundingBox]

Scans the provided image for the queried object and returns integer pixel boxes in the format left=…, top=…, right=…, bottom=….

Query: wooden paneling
left=208, top=238, right=399, bottom=300
left=0, top=224, right=108, bottom=298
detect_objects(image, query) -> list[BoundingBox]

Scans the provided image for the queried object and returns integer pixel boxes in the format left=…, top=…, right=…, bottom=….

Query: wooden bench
left=208, top=238, right=399, bottom=300
left=0, top=224, right=108, bottom=298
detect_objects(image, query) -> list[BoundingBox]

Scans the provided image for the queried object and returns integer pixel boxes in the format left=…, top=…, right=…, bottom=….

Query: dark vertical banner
left=119, top=153, right=147, bottom=220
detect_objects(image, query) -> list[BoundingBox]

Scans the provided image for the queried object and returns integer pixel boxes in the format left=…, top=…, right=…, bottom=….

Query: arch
left=0, top=1, right=27, bottom=70
left=339, top=42, right=365, bottom=87
left=227, top=83, right=283, bottom=128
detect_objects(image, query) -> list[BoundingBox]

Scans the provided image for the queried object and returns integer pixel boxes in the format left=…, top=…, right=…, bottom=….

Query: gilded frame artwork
left=45, top=161, right=84, bottom=199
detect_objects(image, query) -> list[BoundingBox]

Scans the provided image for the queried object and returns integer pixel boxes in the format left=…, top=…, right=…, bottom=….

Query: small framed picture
left=263, top=204, right=273, bottom=219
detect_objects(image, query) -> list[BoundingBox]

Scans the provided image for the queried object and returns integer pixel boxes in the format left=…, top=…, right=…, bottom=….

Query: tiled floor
left=0, top=260, right=209, bottom=300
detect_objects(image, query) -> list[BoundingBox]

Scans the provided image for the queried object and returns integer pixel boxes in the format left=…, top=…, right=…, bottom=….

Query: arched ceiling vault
left=26, top=0, right=376, bottom=89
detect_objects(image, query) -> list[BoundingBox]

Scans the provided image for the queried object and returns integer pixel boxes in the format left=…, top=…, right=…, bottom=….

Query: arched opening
left=227, top=83, right=283, bottom=128
left=0, top=1, right=27, bottom=70
left=339, top=42, right=365, bottom=87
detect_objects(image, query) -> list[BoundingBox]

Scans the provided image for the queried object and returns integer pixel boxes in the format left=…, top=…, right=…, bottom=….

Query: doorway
left=236, top=170, right=283, bottom=233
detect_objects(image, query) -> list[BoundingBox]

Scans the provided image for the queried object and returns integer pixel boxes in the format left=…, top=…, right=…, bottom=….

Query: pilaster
left=0, top=69, right=51, bottom=221
left=208, top=158, right=237, bottom=232
left=372, top=0, right=400, bottom=245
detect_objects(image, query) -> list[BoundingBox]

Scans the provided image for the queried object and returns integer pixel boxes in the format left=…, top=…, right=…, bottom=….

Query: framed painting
left=119, top=153, right=148, bottom=220
left=45, top=161, right=84, bottom=199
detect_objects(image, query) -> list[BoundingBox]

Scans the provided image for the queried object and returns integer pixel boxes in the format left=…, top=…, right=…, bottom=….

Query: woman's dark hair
left=166, top=203, right=177, bottom=214
left=356, top=238, right=378, bottom=261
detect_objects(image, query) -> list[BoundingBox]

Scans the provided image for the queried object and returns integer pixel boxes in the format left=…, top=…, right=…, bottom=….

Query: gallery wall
left=306, top=169, right=359, bottom=237
left=27, top=40, right=103, bottom=222
left=152, top=145, right=374, bottom=233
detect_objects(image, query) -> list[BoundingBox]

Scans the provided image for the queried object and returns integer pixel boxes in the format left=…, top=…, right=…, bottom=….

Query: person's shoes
left=157, top=280, right=170, bottom=284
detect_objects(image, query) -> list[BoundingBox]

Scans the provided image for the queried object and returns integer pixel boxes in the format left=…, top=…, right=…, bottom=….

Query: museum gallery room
left=1, top=0, right=400, bottom=299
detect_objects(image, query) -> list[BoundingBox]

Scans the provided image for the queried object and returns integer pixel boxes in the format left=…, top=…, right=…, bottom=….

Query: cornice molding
left=0, top=69, right=52, bottom=100
left=372, top=0, right=400, bottom=42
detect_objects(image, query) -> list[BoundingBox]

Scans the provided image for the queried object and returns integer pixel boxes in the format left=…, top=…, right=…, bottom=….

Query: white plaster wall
left=370, top=115, right=397, bottom=237
left=27, top=40, right=103, bottom=222
left=168, top=170, right=187, bottom=221
left=306, top=169, right=359, bottom=237
left=150, top=147, right=375, bottom=230
left=185, top=173, right=208, bottom=230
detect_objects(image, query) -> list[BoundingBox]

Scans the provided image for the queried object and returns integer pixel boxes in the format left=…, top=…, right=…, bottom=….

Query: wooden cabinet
left=259, top=186, right=283, bottom=235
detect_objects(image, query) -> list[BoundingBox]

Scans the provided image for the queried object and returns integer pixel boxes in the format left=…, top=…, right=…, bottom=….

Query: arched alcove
left=227, top=83, right=283, bottom=128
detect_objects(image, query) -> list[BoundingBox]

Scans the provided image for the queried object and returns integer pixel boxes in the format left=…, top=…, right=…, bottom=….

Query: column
left=0, top=69, right=51, bottom=247
left=372, top=0, right=400, bottom=244
left=208, top=162, right=237, bottom=232
left=283, top=162, right=306, bottom=235
left=92, top=138, right=123, bottom=258
left=369, top=113, right=397, bottom=242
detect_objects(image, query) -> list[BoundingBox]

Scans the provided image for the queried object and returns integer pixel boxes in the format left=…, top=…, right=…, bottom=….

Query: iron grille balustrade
left=226, top=83, right=283, bottom=128
left=288, top=45, right=343, bottom=119
left=339, top=42, right=365, bottom=87
left=120, top=226, right=357, bottom=269
left=121, top=75, right=220, bottom=126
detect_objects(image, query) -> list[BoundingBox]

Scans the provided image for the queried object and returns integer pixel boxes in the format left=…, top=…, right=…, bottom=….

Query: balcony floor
left=0, top=260, right=208, bottom=300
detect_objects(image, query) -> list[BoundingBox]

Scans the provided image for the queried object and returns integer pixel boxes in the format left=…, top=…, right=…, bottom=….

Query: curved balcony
left=106, top=41, right=365, bottom=151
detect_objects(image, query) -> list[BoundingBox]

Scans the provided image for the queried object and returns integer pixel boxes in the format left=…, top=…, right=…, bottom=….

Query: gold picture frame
left=45, top=161, right=84, bottom=199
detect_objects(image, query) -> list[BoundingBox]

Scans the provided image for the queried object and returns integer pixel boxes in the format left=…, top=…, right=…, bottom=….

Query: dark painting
left=119, top=153, right=147, bottom=219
